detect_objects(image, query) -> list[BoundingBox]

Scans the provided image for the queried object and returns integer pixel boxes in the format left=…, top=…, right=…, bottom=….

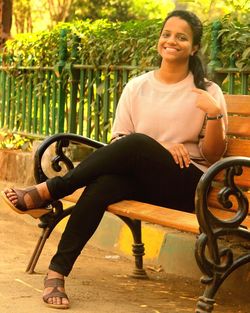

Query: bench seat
left=64, top=190, right=250, bottom=235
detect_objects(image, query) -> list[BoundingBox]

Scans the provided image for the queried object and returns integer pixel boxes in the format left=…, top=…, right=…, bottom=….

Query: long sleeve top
left=111, top=71, right=228, bottom=172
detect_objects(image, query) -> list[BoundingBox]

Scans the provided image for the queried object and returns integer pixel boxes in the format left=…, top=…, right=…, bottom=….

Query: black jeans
left=47, top=133, right=203, bottom=276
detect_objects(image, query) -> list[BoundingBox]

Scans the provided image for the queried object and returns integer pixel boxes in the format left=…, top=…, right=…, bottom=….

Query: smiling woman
left=2, top=10, right=228, bottom=309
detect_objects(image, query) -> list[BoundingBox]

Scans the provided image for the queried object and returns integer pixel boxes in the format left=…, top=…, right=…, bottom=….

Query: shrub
left=2, top=16, right=248, bottom=70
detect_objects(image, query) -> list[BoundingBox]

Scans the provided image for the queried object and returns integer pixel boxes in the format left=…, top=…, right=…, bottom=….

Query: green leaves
left=201, top=13, right=250, bottom=71
left=2, top=14, right=249, bottom=70
left=218, top=15, right=250, bottom=69
left=2, top=19, right=162, bottom=68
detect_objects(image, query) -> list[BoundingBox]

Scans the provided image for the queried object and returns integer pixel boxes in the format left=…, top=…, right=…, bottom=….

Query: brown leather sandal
left=43, top=276, right=70, bottom=309
left=1, top=187, right=52, bottom=218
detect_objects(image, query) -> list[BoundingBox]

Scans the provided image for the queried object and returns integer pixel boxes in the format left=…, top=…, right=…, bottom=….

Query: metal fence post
left=208, top=20, right=222, bottom=70
left=228, top=56, right=236, bottom=94
left=208, top=20, right=225, bottom=85
left=0, top=54, right=6, bottom=127
left=66, top=34, right=80, bottom=133
left=54, top=29, right=67, bottom=133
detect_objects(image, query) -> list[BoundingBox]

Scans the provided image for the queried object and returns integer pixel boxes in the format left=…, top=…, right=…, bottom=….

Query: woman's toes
left=47, top=297, right=53, bottom=304
left=9, top=194, right=17, bottom=201
left=53, top=296, right=68, bottom=306
left=62, top=297, right=69, bottom=306
left=4, top=190, right=18, bottom=204
left=55, top=297, right=61, bottom=305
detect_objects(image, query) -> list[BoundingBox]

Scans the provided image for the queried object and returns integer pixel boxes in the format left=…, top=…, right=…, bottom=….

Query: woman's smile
left=164, top=46, right=180, bottom=52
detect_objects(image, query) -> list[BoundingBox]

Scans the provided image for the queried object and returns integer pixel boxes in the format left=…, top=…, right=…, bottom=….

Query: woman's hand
left=192, top=88, right=221, bottom=116
left=192, top=88, right=227, bottom=164
left=162, top=142, right=190, bottom=168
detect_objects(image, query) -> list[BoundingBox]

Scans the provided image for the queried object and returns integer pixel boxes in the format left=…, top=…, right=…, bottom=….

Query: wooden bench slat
left=227, top=116, right=250, bottom=137
left=213, top=166, right=250, bottom=187
left=63, top=191, right=200, bottom=233
left=107, top=200, right=200, bottom=233
left=107, top=201, right=250, bottom=233
left=64, top=190, right=250, bottom=235
left=225, top=138, right=250, bottom=157
left=225, top=95, right=250, bottom=114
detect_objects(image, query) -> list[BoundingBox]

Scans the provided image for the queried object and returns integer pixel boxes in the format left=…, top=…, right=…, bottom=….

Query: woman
left=2, top=10, right=227, bottom=309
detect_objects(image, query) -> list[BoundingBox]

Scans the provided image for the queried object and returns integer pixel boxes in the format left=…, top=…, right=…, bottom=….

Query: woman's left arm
left=193, top=88, right=228, bottom=164
left=201, top=115, right=227, bottom=164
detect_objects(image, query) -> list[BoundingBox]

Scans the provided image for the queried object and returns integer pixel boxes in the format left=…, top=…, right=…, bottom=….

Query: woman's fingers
left=191, top=88, right=221, bottom=115
left=169, top=144, right=190, bottom=168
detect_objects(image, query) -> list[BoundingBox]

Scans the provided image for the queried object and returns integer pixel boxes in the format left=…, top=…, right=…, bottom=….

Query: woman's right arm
left=111, top=84, right=135, bottom=142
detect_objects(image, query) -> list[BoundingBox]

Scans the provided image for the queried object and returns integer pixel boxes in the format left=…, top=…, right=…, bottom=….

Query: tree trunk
left=1, top=0, right=13, bottom=47
left=48, top=0, right=73, bottom=24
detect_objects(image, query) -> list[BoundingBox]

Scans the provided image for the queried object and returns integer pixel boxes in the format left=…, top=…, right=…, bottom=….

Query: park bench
left=26, top=94, right=250, bottom=313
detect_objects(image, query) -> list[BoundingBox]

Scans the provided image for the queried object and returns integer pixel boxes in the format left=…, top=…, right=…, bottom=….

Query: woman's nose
left=166, top=35, right=177, bottom=45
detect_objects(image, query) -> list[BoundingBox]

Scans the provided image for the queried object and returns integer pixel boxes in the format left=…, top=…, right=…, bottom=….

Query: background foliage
left=0, top=1, right=249, bottom=148
left=3, top=13, right=250, bottom=71
left=2, top=0, right=249, bottom=70
left=0, top=130, right=32, bottom=151
left=10, top=0, right=250, bottom=31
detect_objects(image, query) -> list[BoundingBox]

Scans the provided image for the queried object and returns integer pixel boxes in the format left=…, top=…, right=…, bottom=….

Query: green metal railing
left=0, top=63, right=155, bottom=142
left=0, top=26, right=249, bottom=142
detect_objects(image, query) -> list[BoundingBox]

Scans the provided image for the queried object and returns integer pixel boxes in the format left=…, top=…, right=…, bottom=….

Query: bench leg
left=117, top=216, right=148, bottom=279
left=195, top=296, right=215, bottom=313
left=195, top=286, right=216, bottom=313
left=195, top=254, right=250, bottom=312
left=132, top=241, right=147, bottom=279
left=26, top=227, right=50, bottom=274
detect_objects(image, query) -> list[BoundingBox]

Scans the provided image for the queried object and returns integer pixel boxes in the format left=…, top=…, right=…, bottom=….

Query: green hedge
left=2, top=15, right=250, bottom=70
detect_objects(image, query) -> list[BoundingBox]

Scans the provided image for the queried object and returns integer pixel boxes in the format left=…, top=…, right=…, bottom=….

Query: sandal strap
left=43, top=287, right=68, bottom=302
left=44, top=277, right=65, bottom=288
left=13, top=187, right=48, bottom=210
left=43, top=277, right=68, bottom=303
left=25, top=187, right=44, bottom=206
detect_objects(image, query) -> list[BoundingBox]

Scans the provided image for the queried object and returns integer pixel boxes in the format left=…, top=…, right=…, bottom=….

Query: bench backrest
left=209, top=94, right=250, bottom=212
left=225, top=95, right=250, bottom=158
left=224, top=94, right=250, bottom=186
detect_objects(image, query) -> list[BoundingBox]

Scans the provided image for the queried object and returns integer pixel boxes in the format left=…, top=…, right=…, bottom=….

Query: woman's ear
left=191, top=45, right=199, bottom=56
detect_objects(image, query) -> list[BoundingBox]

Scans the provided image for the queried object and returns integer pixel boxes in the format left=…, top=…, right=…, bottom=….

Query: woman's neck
left=155, top=61, right=189, bottom=84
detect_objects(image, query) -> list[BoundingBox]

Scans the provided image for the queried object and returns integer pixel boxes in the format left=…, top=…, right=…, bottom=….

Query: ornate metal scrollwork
left=51, top=138, right=73, bottom=172
left=195, top=156, right=250, bottom=312
left=34, top=133, right=105, bottom=183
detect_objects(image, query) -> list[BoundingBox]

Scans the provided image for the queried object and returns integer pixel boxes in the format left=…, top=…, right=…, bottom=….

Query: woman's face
left=157, top=16, right=198, bottom=64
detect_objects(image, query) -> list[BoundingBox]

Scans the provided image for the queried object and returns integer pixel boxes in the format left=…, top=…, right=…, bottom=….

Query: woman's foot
left=43, top=270, right=70, bottom=309
left=1, top=182, right=52, bottom=218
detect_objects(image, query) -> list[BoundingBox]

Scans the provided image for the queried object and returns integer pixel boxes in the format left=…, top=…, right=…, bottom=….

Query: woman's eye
left=177, top=35, right=187, bottom=41
left=162, top=32, right=170, bottom=38
left=161, top=32, right=187, bottom=41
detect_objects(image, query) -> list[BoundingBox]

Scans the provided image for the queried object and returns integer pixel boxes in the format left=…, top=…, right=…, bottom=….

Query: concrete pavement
left=0, top=180, right=249, bottom=313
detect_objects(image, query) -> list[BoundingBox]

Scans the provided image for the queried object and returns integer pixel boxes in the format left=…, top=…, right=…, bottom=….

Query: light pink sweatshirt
left=111, top=71, right=228, bottom=172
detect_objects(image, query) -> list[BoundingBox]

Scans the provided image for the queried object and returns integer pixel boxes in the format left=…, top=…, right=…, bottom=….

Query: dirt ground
left=0, top=182, right=249, bottom=313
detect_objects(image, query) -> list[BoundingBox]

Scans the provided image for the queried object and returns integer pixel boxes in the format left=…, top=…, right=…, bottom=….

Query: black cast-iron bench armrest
left=194, top=156, right=250, bottom=313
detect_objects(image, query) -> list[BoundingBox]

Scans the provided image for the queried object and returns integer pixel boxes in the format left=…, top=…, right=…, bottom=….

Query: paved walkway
left=0, top=180, right=249, bottom=313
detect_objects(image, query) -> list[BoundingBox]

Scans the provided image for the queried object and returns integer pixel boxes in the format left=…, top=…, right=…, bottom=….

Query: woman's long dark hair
left=161, top=10, right=210, bottom=90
